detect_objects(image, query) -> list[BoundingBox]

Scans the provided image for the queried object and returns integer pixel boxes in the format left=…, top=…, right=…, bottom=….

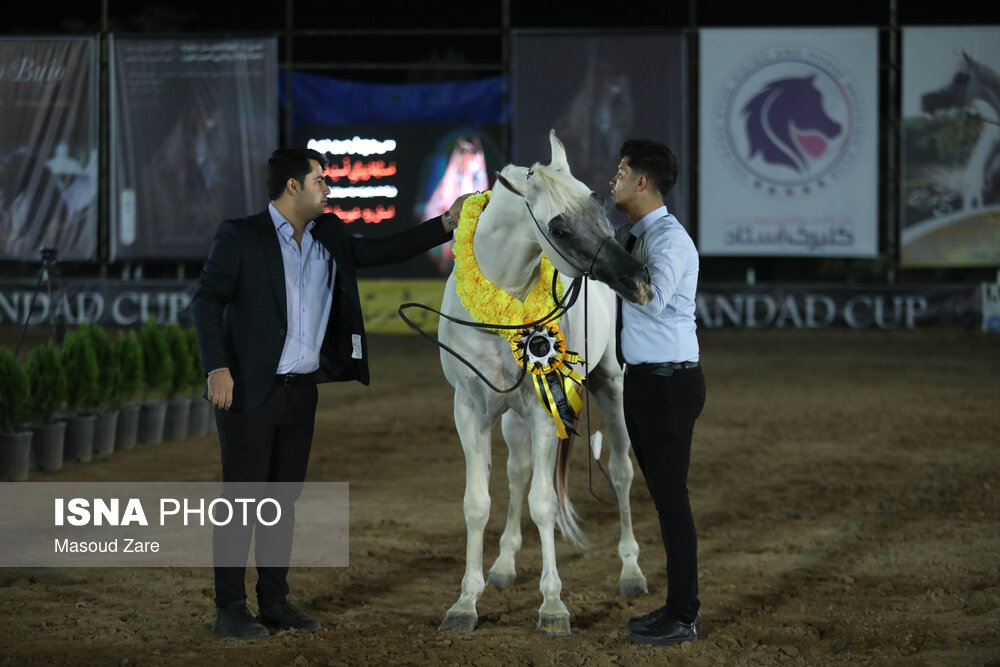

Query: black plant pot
left=115, top=404, right=141, bottom=451
left=93, top=409, right=120, bottom=458
left=31, top=421, right=66, bottom=472
left=0, top=431, right=33, bottom=481
left=137, top=402, right=167, bottom=445
left=163, top=397, right=192, bottom=442
left=64, top=414, right=98, bottom=463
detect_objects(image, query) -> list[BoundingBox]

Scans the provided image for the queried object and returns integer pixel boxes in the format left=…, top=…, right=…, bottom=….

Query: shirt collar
left=630, top=205, right=669, bottom=240
left=268, top=202, right=315, bottom=240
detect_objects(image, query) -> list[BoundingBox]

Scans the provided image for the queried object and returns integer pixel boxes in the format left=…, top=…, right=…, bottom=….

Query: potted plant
left=0, top=348, right=32, bottom=481
left=162, top=322, right=193, bottom=441
left=82, top=325, right=121, bottom=458
left=26, top=343, right=68, bottom=472
left=137, top=317, right=173, bottom=444
left=184, top=327, right=212, bottom=437
left=60, top=328, right=100, bottom=463
left=113, top=331, right=144, bottom=450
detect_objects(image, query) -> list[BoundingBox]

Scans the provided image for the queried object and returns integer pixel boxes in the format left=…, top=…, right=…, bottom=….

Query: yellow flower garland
left=452, top=191, right=565, bottom=340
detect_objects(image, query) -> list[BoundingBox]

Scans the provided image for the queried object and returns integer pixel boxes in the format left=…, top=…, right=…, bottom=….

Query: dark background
left=3, top=0, right=999, bottom=284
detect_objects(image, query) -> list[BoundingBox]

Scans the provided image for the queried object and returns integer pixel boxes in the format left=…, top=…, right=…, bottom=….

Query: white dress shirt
left=269, top=202, right=335, bottom=374
left=618, top=205, right=700, bottom=364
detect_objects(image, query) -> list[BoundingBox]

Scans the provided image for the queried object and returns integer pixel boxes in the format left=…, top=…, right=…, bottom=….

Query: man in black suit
left=192, top=148, right=465, bottom=638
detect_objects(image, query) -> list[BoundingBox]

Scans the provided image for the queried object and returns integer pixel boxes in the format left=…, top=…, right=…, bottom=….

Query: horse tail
left=554, top=389, right=589, bottom=549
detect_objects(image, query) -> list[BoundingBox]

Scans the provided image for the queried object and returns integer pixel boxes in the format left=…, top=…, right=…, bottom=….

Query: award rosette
left=510, top=323, right=585, bottom=439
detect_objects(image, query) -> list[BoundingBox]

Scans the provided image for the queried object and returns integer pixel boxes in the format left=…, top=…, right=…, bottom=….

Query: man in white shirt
left=609, top=139, right=706, bottom=646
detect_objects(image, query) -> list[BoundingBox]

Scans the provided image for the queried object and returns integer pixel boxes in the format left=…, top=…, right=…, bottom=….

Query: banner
left=513, top=32, right=688, bottom=226
left=699, top=29, right=878, bottom=257
left=0, top=38, right=98, bottom=261
left=901, top=27, right=1000, bottom=267
left=297, top=124, right=503, bottom=277
left=282, top=72, right=504, bottom=126
left=0, top=279, right=980, bottom=331
left=110, top=37, right=277, bottom=260
left=695, top=283, right=979, bottom=330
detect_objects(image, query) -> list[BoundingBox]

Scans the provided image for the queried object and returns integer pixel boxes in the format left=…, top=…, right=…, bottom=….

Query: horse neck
left=473, top=202, right=544, bottom=301
left=971, top=64, right=1000, bottom=121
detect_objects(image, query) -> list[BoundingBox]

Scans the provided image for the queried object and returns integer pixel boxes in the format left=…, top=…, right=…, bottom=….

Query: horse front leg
left=440, top=396, right=494, bottom=633
left=487, top=410, right=531, bottom=590
left=593, top=366, right=648, bottom=597
left=527, top=417, right=571, bottom=636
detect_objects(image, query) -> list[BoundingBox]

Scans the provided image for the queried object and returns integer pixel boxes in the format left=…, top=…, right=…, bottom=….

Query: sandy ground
left=1, top=329, right=999, bottom=666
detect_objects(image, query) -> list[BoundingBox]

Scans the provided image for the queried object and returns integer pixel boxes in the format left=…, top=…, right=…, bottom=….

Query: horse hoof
left=536, top=613, right=571, bottom=637
left=620, top=577, right=649, bottom=597
left=439, top=612, right=477, bottom=633
left=487, top=571, right=516, bottom=589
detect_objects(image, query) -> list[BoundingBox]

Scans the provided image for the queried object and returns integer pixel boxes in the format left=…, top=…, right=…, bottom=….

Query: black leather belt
left=625, top=361, right=699, bottom=377
left=274, top=372, right=318, bottom=387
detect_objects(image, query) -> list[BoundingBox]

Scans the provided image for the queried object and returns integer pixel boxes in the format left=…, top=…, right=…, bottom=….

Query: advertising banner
left=297, top=124, right=503, bottom=278
left=513, top=32, right=688, bottom=227
left=901, top=27, right=1000, bottom=267
left=699, top=29, right=878, bottom=257
left=0, top=278, right=980, bottom=331
left=0, top=38, right=98, bottom=261
left=110, top=37, right=277, bottom=260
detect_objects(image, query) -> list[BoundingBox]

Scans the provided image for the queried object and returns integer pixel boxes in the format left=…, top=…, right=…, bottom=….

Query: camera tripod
left=14, top=248, right=64, bottom=357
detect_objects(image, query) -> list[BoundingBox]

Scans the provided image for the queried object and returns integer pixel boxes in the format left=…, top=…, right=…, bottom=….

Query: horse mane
left=528, top=162, right=589, bottom=215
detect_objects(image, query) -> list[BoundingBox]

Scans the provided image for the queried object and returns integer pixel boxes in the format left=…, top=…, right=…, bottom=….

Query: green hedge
left=114, top=331, right=144, bottom=406
left=61, top=329, right=99, bottom=415
left=0, top=347, right=30, bottom=433
left=26, top=343, right=67, bottom=425
left=82, top=324, right=120, bottom=410
left=139, top=318, right=173, bottom=400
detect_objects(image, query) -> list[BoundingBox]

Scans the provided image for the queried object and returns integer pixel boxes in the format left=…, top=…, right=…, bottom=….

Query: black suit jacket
left=192, top=209, right=451, bottom=412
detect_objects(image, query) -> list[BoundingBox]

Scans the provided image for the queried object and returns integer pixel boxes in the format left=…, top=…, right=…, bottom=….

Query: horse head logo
left=742, top=75, right=843, bottom=174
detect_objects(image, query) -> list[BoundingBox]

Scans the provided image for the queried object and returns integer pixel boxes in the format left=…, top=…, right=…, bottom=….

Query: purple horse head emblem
left=742, top=75, right=842, bottom=174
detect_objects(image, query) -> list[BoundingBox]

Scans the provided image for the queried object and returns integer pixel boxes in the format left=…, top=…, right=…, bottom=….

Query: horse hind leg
left=440, top=397, right=494, bottom=633
left=590, top=364, right=648, bottom=597
left=487, top=411, right=531, bottom=590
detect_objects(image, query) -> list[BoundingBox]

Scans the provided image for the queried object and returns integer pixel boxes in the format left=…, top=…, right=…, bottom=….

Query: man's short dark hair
left=619, top=139, right=678, bottom=198
left=267, top=148, right=326, bottom=200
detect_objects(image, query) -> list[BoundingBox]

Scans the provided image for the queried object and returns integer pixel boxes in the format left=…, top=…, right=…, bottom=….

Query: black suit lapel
left=255, top=211, right=288, bottom=320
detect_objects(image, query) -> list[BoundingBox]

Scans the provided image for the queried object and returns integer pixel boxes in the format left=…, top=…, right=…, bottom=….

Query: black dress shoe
left=628, top=612, right=702, bottom=646
left=212, top=601, right=269, bottom=638
left=626, top=604, right=670, bottom=632
left=258, top=601, right=322, bottom=631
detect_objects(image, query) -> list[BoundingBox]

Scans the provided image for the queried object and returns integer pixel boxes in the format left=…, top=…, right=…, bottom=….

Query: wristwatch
left=442, top=210, right=458, bottom=231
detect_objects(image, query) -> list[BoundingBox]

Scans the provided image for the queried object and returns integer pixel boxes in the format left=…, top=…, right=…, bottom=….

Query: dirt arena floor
left=1, top=328, right=998, bottom=666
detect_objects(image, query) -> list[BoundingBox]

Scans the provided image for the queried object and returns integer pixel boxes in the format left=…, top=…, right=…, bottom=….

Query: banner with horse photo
left=901, top=26, right=1000, bottom=268
left=0, top=38, right=98, bottom=261
left=512, top=32, right=688, bottom=228
left=109, top=37, right=277, bottom=260
left=698, top=28, right=879, bottom=258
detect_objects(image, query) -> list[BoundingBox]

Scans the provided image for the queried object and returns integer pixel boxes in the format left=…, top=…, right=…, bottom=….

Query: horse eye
left=552, top=229, right=569, bottom=239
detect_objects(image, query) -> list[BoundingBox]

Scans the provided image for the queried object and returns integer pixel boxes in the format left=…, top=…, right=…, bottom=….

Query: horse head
left=922, top=52, right=1000, bottom=119
left=743, top=75, right=842, bottom=173
left=494, top=131, right=652, bottom=304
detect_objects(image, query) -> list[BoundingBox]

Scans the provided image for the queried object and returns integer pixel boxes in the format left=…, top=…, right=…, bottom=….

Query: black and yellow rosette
left=510, top=323, right=585, bottom=439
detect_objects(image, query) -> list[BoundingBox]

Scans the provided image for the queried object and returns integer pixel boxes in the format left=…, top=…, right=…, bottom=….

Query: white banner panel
left=901, top=26, right=1000, bottom=268
left=699, top=29, right=878, bottom=257
left=0, top=38, right=98, bottom=260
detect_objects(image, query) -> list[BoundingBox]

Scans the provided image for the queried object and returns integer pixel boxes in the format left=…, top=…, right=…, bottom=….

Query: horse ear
left=495, top=171, right=524, bottom=198
left=549, top=130, right=571, bottom=173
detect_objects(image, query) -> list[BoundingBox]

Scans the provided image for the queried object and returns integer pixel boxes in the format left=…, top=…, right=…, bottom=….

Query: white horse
left=922, top=52, right=1000, bottom=210
left=437, top=131, right=652, bottom=636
